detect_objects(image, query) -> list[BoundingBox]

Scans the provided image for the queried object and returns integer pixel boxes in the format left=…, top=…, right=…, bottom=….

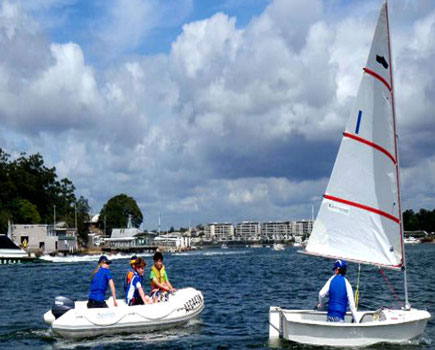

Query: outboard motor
left=52, top=296, right=75, bottom=319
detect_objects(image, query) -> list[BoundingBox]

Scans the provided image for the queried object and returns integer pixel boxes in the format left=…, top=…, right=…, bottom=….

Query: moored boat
left=0, top=234, right=37, bottom=264
left=44, top=287, right=204, bottom=338
left=404, top=236, right=421, bottom=244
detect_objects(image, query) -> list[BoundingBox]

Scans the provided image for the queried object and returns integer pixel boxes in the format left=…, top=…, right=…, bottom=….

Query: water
left=0, top=245, right=434, bottom=350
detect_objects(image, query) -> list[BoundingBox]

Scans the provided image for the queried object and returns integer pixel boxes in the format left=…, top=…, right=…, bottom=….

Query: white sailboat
left=269, top=2, right=430, bottom=347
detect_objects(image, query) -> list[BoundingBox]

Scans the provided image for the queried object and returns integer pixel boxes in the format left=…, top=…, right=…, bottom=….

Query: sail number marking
left=184, top=294, right=202, bottom=312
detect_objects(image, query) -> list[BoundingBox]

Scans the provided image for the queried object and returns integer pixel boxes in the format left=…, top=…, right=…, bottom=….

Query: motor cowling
left=52, top=296, right=75, bottom=319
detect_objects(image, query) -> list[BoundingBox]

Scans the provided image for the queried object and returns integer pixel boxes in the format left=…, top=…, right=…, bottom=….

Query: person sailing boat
left=318, top=260, right=359, bottom=323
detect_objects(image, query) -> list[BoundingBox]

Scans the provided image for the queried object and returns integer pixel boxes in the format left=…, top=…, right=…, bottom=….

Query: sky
left=0, top=0, right=434, bottom=230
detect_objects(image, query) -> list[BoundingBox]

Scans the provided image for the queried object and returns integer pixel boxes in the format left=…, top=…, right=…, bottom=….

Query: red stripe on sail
left=343, top=132, right=397, bottom=165
left=363, top=67, right=392, bottom=92
left=324, top=194, right=400, bottom=224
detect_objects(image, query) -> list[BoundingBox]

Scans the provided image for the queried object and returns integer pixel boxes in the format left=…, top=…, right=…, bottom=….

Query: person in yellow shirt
left=150, top=252, right=176, bottom=302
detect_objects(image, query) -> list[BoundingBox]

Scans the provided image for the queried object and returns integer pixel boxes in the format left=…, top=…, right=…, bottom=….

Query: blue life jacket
left=328, top=275, right=348, bottom=319
left=125, top=271, right=143, bottom=304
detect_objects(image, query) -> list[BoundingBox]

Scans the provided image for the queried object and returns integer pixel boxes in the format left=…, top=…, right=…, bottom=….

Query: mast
left=385, top=0, right=410, bottom=309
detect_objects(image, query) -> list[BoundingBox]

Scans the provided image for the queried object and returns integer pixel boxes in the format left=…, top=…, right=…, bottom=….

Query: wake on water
left=39, top=252, right=154, bottom=263
left=39, top=249, right=250, bottom=263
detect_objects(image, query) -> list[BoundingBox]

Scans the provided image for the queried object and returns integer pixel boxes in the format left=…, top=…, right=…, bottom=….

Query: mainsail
left=305, top=3, right=403, bottom=269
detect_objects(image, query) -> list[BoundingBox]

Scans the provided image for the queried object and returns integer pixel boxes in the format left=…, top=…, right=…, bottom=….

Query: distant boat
left=0, top=234, right=36, bottom=264
left=404, top=236, right=420, bottom=244
left=272, top=243, right=285, bottom=251
left=221, top=243, right=228, bottom=249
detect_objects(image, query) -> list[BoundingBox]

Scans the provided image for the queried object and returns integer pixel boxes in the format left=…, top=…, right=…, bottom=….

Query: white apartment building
left=235, top=221, right=261, bottom=241
left=261, top=221, right=293, bottom=240
left=204, top=223, right=234, bottom=241
left=293, top=220, right=314, bottom=236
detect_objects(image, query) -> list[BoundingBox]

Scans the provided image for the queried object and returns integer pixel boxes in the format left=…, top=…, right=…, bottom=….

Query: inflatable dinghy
left=44, top=287, right=204, bottom=338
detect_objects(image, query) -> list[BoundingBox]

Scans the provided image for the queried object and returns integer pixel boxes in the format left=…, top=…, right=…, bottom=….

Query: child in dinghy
left=125, top=258, right=153, bottom=305
left=150, top=252, right=176, bottom=302
left=124, top=255, right=137, bottom=293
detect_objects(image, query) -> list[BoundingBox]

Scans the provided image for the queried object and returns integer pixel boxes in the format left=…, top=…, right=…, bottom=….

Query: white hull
left=270, top=307, right=430, bottom=347
left=0, top=250, right=36, bottom=264
left=44, top=287, right=204, bottom=338
left=0, top=235, right=35, bottom=264
left=404, top=237, right=421, bottom=244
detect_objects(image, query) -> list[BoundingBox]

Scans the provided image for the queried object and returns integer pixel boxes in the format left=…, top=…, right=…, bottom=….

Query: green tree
left=76, top=196, right=91, bottom=245
left=403, top=208, right=435, bottom=233
left=0, top=148, right=89, bottom=240
left=98, top=194, right=143, bottom=236
left=15, top=199, right=41, bottom=224
left=416, top=208, right=435, bottom=233
left=403, top=209, right=419, bottom=231
left=8, top=152, right=60, bottom=224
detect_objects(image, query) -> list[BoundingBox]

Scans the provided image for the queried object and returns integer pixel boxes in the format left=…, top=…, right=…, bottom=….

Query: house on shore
left=11, top=222, right=78, bottom=254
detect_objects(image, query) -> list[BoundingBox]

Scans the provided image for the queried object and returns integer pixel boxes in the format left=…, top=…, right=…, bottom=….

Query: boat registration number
left=184, top=294, right=203, bottom=312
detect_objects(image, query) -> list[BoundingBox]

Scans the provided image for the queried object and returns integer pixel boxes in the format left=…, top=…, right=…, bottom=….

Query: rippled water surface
left=0, top=245, right=434, bottom=350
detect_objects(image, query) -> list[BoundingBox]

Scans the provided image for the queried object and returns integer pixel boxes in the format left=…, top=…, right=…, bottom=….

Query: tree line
left=0, top=148, right=91, bottom=244
left=0, top=148, right=144, bottom=246
left=403, top=209, right=435, bottom=233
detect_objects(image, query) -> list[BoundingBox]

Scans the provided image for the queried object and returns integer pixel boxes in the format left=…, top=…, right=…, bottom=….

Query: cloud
left=92, top=0, right=193, bottom=59
left=1, top=0, right=434, bottom=229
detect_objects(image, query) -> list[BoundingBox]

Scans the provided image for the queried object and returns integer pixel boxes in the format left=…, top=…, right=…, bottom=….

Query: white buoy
left=269, top=306, right=281, bottom=338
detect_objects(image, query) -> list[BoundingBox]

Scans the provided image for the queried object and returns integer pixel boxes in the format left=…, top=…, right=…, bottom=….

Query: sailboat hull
left=271, top=308, right=430, bottom=347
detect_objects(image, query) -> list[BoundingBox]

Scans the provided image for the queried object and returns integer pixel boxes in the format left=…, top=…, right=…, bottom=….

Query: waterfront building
left=261, top=221, right=293, bottom=241
left=235, top=221, right=261, bottom=241
left=153, top=233, right=191, bottom=251
left=11, top=223, right=78, bottom=254
left=104, top=227, right=140, bottom=249
left=293, top=220, right=314, bottom=237
left=204, top=223, right=234, bottom=241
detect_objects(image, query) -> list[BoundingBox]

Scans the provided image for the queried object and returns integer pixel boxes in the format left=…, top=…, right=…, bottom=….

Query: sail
left=305, top=3, right=403, bottom=269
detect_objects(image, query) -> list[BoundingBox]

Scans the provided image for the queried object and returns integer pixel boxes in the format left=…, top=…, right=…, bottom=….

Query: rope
left=378, top=267, right=403, bottom=309
left=354, top=264, right=361, bottom=309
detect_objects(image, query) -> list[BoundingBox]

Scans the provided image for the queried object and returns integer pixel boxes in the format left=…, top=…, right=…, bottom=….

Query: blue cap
left=98, top=255, right=112, bottom=264
left=333, top=259, right=347, bottom=270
